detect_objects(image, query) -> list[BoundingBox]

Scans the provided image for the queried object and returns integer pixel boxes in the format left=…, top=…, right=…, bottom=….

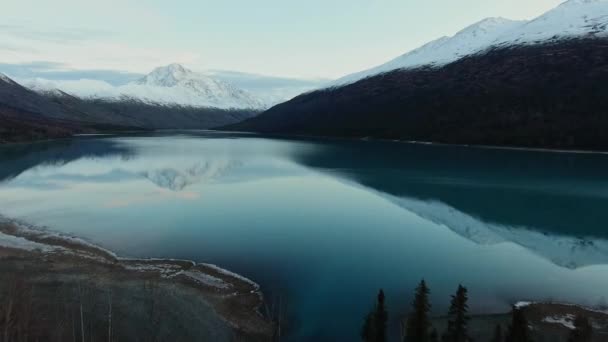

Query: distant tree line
left=360, top=280, right=594, bottom=342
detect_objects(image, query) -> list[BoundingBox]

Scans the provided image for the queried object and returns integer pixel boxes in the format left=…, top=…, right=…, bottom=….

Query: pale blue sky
left=1, top=0, right=563, bottom=79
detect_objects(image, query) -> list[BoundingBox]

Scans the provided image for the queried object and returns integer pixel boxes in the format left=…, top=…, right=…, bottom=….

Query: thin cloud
left=0, top=24, right=113, bottom=44
left=0, top=61, right=143, bottom=85
left=0, top=43, right=40, bottom=54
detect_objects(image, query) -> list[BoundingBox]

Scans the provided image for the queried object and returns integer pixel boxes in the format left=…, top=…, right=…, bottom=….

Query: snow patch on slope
left=543, top=314, right=577, bottom=329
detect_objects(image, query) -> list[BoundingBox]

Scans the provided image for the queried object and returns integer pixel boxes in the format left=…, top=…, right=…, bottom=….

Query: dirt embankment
left=0, top=220, right=274, bottom=342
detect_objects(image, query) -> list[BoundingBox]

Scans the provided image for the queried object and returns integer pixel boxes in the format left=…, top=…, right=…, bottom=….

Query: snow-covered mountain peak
left=330, top=0, right=608, bottom=87
left=121, top=63, right=266, bottom=109
left=136, top=63, right=196, bottom=87
left=492, top=0, right=608, bottom=46
left=330, top=16, right=523, bottom=87
left=458, top=17, right=520, bottom=35
left=18, top=64, right=267, bottom=110
left=165, top=63, right=188, bottom=73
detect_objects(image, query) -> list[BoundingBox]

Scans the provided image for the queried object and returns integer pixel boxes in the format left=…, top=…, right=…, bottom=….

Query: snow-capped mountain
left=22, top=64, right=266, bottom=110
left=129, top=64, right=264, bottom=109
left=332, top=17, right=524, bottom=86
left=331, top=0, right=608, bottom=86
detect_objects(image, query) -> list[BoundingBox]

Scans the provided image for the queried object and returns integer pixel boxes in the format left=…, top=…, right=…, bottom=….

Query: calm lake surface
left=1, top=131, right=608, bottom=341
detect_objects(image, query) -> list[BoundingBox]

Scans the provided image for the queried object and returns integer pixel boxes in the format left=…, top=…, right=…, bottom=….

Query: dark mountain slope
left=39, top=89, right=258, bottom=129
left=0, top=76, right=136, bottom=143
left=0, top=105, right=79, bottom=143
left=73, top=98, right=257, bottom=129
left=0, top=75, right=99, bottom=123
left=228, top=38, right=608, bottom=150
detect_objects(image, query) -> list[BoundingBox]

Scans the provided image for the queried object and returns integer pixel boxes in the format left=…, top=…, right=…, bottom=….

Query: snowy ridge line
left=0, top=215, right=261, bottom=291
left=19, top=64, right=267, bottom=110
left=330, top=0, right=608, bottom=87
left=0, top=73, right=15, bottom=84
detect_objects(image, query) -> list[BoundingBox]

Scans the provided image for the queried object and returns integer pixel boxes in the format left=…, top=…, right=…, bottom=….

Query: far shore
left=7, top=128, right=608, bottom=157
left=213, top=128, right=608, bottom=155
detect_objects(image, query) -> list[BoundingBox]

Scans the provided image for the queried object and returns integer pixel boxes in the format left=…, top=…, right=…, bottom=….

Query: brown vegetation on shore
left=0, top=221, right=274, bottom=342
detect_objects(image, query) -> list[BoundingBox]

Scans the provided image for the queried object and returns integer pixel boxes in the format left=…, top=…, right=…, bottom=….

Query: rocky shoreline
left=0, top=219, right=274, bottom=341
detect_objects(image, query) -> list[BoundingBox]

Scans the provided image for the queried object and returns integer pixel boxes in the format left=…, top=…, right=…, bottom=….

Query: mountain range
left=228, top=0, right=608, bottom=150
left=333, top=0, right=608, bottom=86
left=0, top=65, right=266, bottom=142
left=23, top=64, right=266, bottom=110
left=3, top=0, right=608, bottom=149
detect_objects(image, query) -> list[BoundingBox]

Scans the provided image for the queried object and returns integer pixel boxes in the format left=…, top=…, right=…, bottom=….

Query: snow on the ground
left=331, top=17, right=524, bottom=87
left=202, top=263, right=260, bottom=288
left=0, top=231, right=58, bottom=252
left=542, top=314, right=576, bottom=329
left=182, top=270, right=230, bottom=289
left=0, top=217, right=258, bottom=291
left=122, top=262, right=185, bottom=278
left=515, top=301, right=534, bottom=309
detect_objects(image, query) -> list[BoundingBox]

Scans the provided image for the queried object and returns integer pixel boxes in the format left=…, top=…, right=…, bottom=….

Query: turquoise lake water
left=1, top=131, right=608, bottom=341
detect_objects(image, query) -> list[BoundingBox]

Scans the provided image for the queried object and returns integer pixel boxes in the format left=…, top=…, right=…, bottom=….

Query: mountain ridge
left=0, top=73, right=260, bottom=141
left=227, top=37, right=608, bottom=150
left=21, top=64, right=266, bottom=110
left=330, top=0, right=608, bottom=87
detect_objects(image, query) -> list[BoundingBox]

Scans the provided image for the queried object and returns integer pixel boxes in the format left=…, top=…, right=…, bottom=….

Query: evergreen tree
left=430, top=328, right=439, bottom=342
left=491, top=324, right=503, bottom=342
left=442, top=285, right=470, bottom=342
left=375, top=289, right=388, bottom=342
left=361, top=311, right=376, bottom=342
left=568, top=315, right=592, bottom=342
left=361, top=289, right=388, bottom=342
left=505, top=308, right=532, bottom=342
left=405, top=279, right=432, bottom=342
